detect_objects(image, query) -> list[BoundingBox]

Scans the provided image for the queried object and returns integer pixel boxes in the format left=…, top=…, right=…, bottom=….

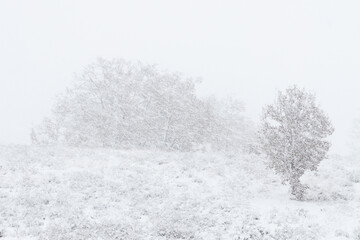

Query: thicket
left=32, top=58, right=256, bottom=152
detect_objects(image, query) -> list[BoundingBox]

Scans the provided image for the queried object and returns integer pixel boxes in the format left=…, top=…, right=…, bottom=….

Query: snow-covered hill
left=0, top=145, right=359, bottom=239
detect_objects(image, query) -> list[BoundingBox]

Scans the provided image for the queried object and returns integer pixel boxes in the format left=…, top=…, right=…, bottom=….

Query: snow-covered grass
left=0, top=145, right=359, bottom=239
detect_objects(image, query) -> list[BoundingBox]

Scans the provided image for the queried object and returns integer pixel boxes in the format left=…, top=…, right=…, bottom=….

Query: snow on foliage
left=260, top=86, right=334, bottom=200
left=1, top=146, right=359, bottom=239
left=31, top=58, right=255, bottom=152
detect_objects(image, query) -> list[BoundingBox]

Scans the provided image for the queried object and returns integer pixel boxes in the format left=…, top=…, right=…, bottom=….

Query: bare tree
left=260, top=86, right=334, bottom=200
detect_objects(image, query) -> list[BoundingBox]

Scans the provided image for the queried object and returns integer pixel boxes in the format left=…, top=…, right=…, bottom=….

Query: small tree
left=260, top=86, right=334, bottom=200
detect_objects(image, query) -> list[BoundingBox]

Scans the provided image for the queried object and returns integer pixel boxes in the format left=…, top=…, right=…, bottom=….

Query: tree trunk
left=290, top=177, right=306, bottom=201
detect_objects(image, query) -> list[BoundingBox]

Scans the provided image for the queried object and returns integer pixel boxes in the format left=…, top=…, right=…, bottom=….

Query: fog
left=1, top=0, right=360, bottom=154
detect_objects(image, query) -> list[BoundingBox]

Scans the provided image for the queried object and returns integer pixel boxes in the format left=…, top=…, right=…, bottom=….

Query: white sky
left=1, top=0, right=360, bottom=154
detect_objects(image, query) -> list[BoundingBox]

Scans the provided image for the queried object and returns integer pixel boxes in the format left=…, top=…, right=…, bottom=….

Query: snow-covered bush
left=232, top=218, right=272, bottom=240
left=349, top=170, right=360, bottom=183
left=32, top=58, right=255, bottom=152
left=1, top=146, right=359, bottom=239
left=354, top=226, right=360, bottom=240
left=260, top=86, right=334, bottom=200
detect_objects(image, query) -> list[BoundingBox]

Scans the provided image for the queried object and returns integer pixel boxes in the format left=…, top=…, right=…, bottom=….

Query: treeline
left=32, top=58, right=257, bottom=152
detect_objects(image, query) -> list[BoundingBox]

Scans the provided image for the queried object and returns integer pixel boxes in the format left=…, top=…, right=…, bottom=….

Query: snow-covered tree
left=260, top=86, right=334, bottom=200
left=32, top=58, right=255, bottom=152
left=204, top=97, right=259, bottom=153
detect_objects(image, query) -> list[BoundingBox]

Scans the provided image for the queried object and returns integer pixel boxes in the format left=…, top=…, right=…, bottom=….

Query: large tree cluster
left=32, top=58, right=255, bottom=152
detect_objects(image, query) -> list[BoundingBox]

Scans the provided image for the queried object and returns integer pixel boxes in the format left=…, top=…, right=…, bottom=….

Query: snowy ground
left=0, top=145, right=359, bottom=239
